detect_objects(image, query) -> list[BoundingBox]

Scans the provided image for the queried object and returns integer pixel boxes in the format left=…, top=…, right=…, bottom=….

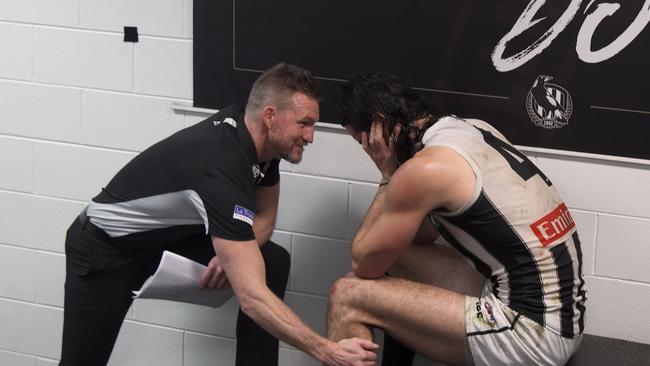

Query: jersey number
left=477, top=128, right=552, bottom=186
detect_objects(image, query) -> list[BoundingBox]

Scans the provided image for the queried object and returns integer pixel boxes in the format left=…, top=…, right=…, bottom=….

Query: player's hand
left=198, top=256, right=230, bottom=289
left=362, top=119, right=398, bottom=181
left=328, top=337, right=379, bottom=366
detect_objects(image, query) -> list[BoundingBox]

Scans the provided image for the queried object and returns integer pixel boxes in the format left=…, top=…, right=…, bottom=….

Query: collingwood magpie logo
left=252, top=164, right=263, bottom=184
left=526, top=75, right=573, bottom=129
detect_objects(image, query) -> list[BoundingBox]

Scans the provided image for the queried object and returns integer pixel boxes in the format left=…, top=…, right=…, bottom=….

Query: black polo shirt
left=86, top=105, right=280, bottom=246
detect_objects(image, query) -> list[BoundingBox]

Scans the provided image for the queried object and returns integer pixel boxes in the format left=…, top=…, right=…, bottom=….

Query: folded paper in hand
left=133, top=250, right=234, bottom=308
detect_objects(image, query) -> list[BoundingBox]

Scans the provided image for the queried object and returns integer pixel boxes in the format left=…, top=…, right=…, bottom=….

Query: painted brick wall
left=0, top=1, right=649, bottom=365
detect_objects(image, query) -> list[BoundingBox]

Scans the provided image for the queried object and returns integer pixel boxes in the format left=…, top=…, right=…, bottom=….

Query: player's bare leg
left=389, top=242, right=485, bottom=296
left=327, top=241, right=485, bottom=366
left=328, top=275, right=468, bottom=366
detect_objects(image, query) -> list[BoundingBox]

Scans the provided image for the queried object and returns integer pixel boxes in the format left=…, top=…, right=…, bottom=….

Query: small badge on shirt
left=213, top=117, right=237, bottom=128
left=252, top=164, right=265, bottom=184
left=233, top=204, right=255, bottom=226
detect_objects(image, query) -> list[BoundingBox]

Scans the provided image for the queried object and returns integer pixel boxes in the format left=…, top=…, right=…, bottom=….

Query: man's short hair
left=246, top=63, right=324, bottom=113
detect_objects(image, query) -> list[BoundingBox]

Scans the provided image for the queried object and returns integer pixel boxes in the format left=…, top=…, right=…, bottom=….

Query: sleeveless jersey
left=422, top=116, right=586, bottom=338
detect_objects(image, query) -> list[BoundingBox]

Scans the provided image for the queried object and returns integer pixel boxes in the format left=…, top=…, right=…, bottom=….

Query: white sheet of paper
left=132, top=250, right=234, bottom=308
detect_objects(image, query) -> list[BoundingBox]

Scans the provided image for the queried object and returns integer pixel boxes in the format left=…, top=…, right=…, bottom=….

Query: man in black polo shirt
left=59, top=63, right=378, bottom=366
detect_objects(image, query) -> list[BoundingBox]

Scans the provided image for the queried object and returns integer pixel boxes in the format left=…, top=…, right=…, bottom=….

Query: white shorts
left=465, top=283, right=582, bottom=366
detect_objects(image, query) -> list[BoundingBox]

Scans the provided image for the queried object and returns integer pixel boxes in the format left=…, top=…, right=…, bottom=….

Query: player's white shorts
left=464, top=282, right=582, bottom=366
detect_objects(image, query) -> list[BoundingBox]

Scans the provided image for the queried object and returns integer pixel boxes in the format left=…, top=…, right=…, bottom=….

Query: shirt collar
left=235, top=109, right=259, bottom=164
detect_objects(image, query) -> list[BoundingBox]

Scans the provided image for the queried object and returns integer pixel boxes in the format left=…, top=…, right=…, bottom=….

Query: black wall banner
left=194, top=0, right=650, bottom=160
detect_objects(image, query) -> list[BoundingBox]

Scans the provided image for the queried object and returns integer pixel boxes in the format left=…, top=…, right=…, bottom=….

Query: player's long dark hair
left=339, top=73, right=440, bottom=165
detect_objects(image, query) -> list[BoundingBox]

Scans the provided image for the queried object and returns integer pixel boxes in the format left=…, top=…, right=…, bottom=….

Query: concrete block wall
left=0, top=1, right=649, bottom=365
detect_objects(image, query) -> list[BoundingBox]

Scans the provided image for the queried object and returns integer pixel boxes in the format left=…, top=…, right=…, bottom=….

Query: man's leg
left=59, top=221, right=161, bottom=365
left=381, top=333, right=416, bottom=366
left=328, top=243, right=485, bottom=366
left=169, top=238, right=290, bottom=366
left=235, top=241, right=290, bottom=366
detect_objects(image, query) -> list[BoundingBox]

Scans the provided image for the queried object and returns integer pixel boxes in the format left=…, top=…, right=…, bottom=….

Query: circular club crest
left=526, top=76, right=574, bottom=129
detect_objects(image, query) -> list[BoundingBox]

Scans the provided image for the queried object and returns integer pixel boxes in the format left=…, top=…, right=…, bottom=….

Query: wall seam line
left=592, top=213, right=599, bottom=275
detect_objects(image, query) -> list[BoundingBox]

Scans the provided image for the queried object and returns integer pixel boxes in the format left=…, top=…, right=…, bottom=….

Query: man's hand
left=198, top=256, right=230, bottom=289
left=362, top=119, right=399, bottom=181
left=327, top=337, right=379, bottom=366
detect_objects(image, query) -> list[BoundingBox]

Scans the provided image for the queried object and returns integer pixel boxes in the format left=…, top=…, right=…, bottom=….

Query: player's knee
left=329, top=275, right=359, bottom=306
left=328, top=276, right=364, bottom=326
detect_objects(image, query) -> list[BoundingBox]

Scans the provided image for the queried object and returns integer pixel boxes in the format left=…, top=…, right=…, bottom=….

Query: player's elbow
left=351, top=259, right=361, bottom=275
left=351, top=252, right=364, bottom=276
left=352, top=246, right=387, bottom=279
left=352, top=258, right=384, bottom=279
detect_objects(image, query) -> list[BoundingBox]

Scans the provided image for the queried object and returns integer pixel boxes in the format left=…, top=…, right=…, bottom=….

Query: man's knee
left=260, top=241, right=290, bottom=286
left=261, top=240, right=291, bottom=272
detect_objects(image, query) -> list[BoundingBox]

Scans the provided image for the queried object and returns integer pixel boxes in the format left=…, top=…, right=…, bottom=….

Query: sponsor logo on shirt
left=233, top=204, right=255, bottom=226
left=530, top=202, right=575, bottom=247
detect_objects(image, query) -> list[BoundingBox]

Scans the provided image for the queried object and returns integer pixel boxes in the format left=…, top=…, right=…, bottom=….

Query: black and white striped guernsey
left=424, top=116, right=586, bottom=338
left=85, top=105, right=280, bottom=246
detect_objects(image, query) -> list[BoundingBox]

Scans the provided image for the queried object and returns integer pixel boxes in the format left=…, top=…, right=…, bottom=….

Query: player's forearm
left=352, top=185, right=387, bottom=263
left=238, top=286, right=337, bottom=364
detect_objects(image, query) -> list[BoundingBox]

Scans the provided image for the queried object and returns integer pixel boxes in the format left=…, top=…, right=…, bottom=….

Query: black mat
left=567, top=334, right=650, bottom=366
